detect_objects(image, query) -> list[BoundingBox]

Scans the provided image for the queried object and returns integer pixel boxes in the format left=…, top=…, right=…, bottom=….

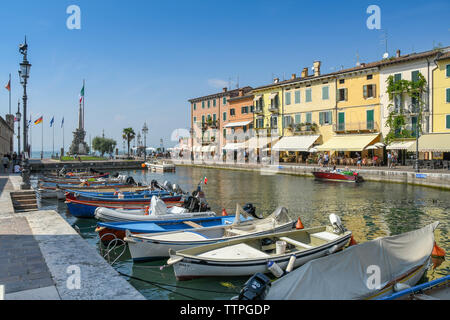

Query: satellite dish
left=383, top=52, right=389, bottom=59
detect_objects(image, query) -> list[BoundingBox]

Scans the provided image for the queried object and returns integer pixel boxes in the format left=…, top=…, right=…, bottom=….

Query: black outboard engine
left=237, top=273, right=271, bottom=300
left=112, top=172, right=120, bottom=178
left=125, top=176, right=136, bottom=185
left=242, top=203, right=263, bottom=219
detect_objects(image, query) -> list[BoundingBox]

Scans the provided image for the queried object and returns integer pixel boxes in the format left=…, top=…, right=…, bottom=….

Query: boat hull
left=172, top=233, right=351, bottom=280
left=312, top=171, right=363, bottom=183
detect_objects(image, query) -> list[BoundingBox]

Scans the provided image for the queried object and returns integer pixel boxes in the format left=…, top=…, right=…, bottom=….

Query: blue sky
left=0, top=0, right=449, bottom=151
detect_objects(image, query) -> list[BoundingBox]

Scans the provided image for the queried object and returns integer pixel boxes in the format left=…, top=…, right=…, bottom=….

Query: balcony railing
left=333, top=121, right=379, bottom=132
left=268, top=104, right=279, bottom=112
left=253, top=107, right=263, bottom=114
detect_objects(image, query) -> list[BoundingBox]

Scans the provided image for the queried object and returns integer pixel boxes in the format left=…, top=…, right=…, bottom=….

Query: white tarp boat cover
left=150, top=196, right=168, bottom=216
left=266, top=222, right=439, bottom=300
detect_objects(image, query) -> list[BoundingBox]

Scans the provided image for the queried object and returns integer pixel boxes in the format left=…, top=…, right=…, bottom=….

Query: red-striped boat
left=312, top=170, right=364, bottom=183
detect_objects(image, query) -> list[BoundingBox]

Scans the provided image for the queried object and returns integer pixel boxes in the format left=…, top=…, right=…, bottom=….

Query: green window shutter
left=223, top=129, right=226, bottom=138
left=213, top=114, right=216, bottom=122
left=328, top=111, right=333, bottom=124
left=285, top=92, right=291, bottom=105
left=366, top=110, right=374, bottom=122
left=412, top=71, right=419, bottom=83
left=193, top=103, right=196, bottom=110
left=446, top=65, right=450, bottom=77
left=446, top=115, right=450, bottom=129
left=202, top=101, right=205, bottom=109
left=394, top=73, right=402, bottom=82
left=322, top=86, right=329, bottom=100
left=306, top=112, right=312, bottom=124
left=447, top=88, right=450, bottom=103
left=202, top=115, right=205, bottom=123
left=344, top=88, right=348, bottom=101
left=295, top=114, right=301, bottom=124
left=363, top=85, right=368, bottom=98
left=338, top=112, right=345, bottom=130
left=208, top=100, right=210, bottom=108
left=295, top=91, right=300, bottom=103
left=213, top=99, right=216, bottom=107
left=193, top=116, right=196, bottom=122
left=319, top=112, right=324, bottom=125
left=223, top=97, right=227, bottom=105
left=223, top=112, right=226, bottom=121
left=306, top=89, right=312, bottom=102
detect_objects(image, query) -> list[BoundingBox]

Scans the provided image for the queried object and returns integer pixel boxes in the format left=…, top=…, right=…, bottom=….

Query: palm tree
left=122, top=127, right=136, bottom=158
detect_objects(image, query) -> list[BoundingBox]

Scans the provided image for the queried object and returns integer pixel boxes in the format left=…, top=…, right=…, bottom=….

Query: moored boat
left=312, top=169, right=363, bottom=182
left=126, top=204, right=295, bottom=262
left=167, top=214, right=351, bottom=280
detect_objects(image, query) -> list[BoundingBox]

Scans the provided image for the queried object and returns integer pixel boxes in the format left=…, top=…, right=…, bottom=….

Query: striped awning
left=224, top=120, right=252, bottom=128
left=407, top=133, right=450, bottom=152
left=272, top=135, right=320, bottom=152
left=316, top=134, right=380, bottom=152
left=386, top=141, right=415, bottom=150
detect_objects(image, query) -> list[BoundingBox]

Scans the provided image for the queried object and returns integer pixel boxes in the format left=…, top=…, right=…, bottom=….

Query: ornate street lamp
left=142, top=122, right=148, bottom=161
left=16, top=101, right=21, bottom=155
left=18, top=37, right=31, bottom=190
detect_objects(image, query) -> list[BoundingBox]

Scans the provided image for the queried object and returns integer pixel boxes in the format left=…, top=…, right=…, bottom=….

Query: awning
left=253, top=95, right=262, bottom=101
left=222, top=143, right=245, bottom=150
left=407, top=133, right=450, bottom=152
left=193, top=146, right=202, bottom=152
left=269, top=92, right=278, bottom=100
left=316, top=134, right=380, bottom=152
left=224, top=120, right=252, bottom=128
left=200, top=145, right=216, bottom=152
left=272, top=135, right=320, bottom=152
left=245, top=136, right=277, bottom=149
left=386, top=141, right=415, bottom=150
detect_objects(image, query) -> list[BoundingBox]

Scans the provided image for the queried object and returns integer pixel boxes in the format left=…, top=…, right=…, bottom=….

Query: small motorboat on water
left=312, top=168, right=363, bottom=183
left=167, top=214, right=352, bottom=280
left=235, top=221, right=441, bottom=300
left=125, top=204, right=296, bottom=262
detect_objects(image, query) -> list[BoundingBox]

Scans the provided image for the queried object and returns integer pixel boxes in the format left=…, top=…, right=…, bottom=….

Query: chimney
left=238, top=89, right=244, bottom=96
left=313, top=61, right=321, bottom=76
left=223, top=87, right=228, bottom=92
left=291, top=73, right=296, bottom=80
left=396, top=49, right=401, bottom=57
left=273, top=78, right=279, bottom=83
left=301, top=67, right=308, bottom=78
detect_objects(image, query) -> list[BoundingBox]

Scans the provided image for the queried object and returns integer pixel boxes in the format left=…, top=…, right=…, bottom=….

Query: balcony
left=268, top=104, right=279, bottom=113
left=333, top=121, right=379, bottom=133
left=253, top=107, right=263, bottom=114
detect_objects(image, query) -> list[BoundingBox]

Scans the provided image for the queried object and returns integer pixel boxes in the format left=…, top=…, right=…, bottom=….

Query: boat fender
left=349, top=235, right=358, bottom=246
left=267, top=261, right=284, bottom=278
left=432, top=242, right=446, bottom=257
left=222, top=208, right=228, bottom=216
left=327, top=245, right=339, bottom=255
left=285, top=255, right=296, bottom=273
left=393, top=283, right=411, bottom=292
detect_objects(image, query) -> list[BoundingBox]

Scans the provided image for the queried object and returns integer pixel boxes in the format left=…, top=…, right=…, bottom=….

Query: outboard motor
left=125, top=176, right=136, bottom=186
left=172, top=184, right=183, bottom=194
left=112, top=172, right=120, bottom=178
left=163, top=181, right=173, bottom=192
left=329, top=214, right=346, bottom=234
left=243, top=203, right=263, bottom=219
left=237, top=273, right=271, bottom=300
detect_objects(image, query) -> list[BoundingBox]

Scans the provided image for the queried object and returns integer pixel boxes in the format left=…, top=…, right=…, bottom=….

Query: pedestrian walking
left=388, top=152, right=392, bottom=168
left=2, top=155, right=9, bottom=173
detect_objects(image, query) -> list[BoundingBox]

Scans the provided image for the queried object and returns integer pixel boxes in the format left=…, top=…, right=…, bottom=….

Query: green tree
left=92, top=136, right=117, bottom=157
left=122, top=127, right=136, bottom=157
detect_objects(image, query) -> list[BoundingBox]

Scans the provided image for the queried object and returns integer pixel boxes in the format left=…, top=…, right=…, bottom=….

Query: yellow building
left=432, top=52, right=450, bottom=133
left=252, top=81, right=284, bottom=137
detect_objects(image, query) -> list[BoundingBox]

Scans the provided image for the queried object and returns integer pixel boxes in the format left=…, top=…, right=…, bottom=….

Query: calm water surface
left=36, top=166, right=449, bottom=300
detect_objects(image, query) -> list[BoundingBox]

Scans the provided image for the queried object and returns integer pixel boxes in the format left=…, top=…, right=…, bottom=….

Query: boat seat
left=310, top=231, right=340, bottom=242
left=183, top=221, right=203, bottom=228
left=279, top=237, right=313, bottom=249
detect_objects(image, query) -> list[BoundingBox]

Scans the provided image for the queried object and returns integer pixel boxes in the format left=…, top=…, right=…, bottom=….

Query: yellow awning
left=386, top=140, right=415, bottom=150
left=407, top=133, right=450, bottom=152
left=316, top=134, right=380, bottom=152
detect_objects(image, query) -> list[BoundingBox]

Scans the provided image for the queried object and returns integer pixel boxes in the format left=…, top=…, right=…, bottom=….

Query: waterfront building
left=432, top=51, right=450, bottom=133
left=188, top=86, right=252, bottom=158
left=222, top=88, right=254, bottom=158
left=0, top=115, right=14, bottom=156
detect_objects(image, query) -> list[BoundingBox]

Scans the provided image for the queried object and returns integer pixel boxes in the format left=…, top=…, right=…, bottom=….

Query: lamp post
left=190, top=127, right=194, bottom=161
left=415, top=121, right=420, bottom=173
left=142, top=122, right=148, bottom=161
left=16, top=101, right=21, bottom=155
left=18, top=37, right=31, bottom=190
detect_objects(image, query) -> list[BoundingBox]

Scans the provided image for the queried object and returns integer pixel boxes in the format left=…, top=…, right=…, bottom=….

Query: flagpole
left=41, top=118, right=43, bottom=160
left=8, top=74, right=11, bottom=114
left=62, top=118, right=65, bottom=156
left=82, top=79, right=85, bottom=130
left=52, top=122, right=54, bottom=158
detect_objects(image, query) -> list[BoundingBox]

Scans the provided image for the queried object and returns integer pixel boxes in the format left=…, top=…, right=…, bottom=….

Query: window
left=283, top=115, right=293, bottom=127
left=193, top=103, right=196, bottom=110
left=223, top=112, right=227, bottom=121
left=223, top=97, right=227, bottom=105
left=207, top=114, right=211, bottom=121
left=230, top=108, right=236, bottom=116
left=285, top=92, right=291, bottom=105
left=202, top=115, right=205, bottom=124
left=223, top=129, right=226, bottom=138
left=446, top=115, right=450, bottom=129
left=193, top=116, right=197, bottom=123
left=338, top=112, right=345, bottom=131
left=250, top=105, right=254, bottom=113
left=366, top=110, right=374, bottom=130
left=213, top=114, right=216, bottom=122
left=294, top=113, right=301, bottom=124
left=213, top=99, right=216, bottom=107
left=295, top=90, right=300, bottom=104
left=411, top=116, right=418, bottom=137
left=339, top=79, right=345, bottom=84
left=319, top=111, right=332, bottom=125
left=446, top=64, right=450, bottom=77
left=305, top=88, right=312, bottom=102
left=447, top=88, right=450, bottom=103
left=338, top=88, right=348, bottom=101
left=241, top=106, right=248, bottom=114
left=256, top=118, right=264, bottom=128
left=394, top=73, right=402, bottom=82
left=322, top=86, right=329, bottom=100
left=363, top=84, right=376, bottom=98
left=271, top=116, right=278, bottom=128
left=270, top=94, right=279, bottom=109
left=394, top=94, right=403, bottom=112
left=367, top=74, right=373, bottom=80
left=306, top=112, right=312, bottom=124
left=202, top=101, right=205, bottom=109
left=207, top=100, right=210, bottom=108
left=411, top=70, right=420, bottom=83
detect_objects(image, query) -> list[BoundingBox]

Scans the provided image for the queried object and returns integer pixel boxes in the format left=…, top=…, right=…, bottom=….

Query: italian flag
left=79, top=84, right=84, bottom=104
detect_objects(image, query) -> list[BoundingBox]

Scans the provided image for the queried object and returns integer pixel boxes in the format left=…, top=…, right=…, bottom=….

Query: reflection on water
left=36, top=166, right=449, bottom=299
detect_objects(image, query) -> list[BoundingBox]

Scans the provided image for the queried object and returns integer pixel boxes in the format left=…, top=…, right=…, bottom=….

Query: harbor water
left=35, top=166, right=449, bottom=300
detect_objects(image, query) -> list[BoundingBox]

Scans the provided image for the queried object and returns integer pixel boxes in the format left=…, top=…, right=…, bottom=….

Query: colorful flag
left=79, top=84, right=85, bottom=103
left=204, top=177, right=208, bottom=185
left=34, top=116, right=43, bottom=125
left=5, top=79, right=10, bottom=91
left=61, top=117, right=64, bottom=128
left=50, top=116, right=54, bottom=127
